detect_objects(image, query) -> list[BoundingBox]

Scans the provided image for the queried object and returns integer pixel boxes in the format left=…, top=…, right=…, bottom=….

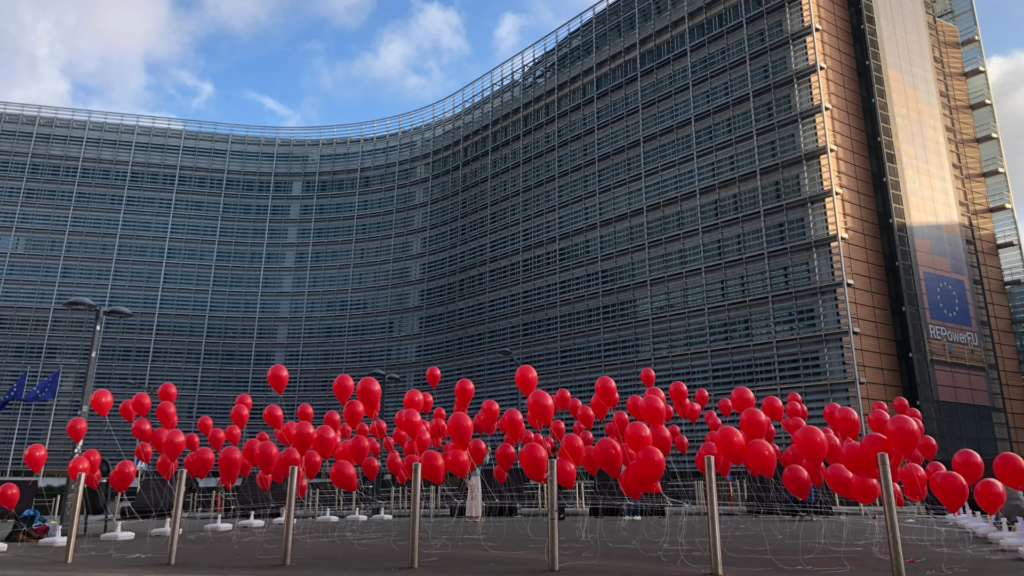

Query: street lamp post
left=60, top=297, right=134, bottom=524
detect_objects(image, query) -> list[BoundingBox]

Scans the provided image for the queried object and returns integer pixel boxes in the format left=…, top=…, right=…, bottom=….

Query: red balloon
left=468, top=438, right=488, bottom=466
left=553, top=388, right=571, bottom=412
left=893, top=397, right=909, bottom=415
left=67, top=455, right=90, bottom=480
left=624, top=421, right=652, bottom=453
left=132, top=392, right=152, bottom=418
left=739, top=408, right=768, bottom=440
left=718, top=398, right=733, bottom=418
left=974, top=478, right=1007, bottom=515
left=495, top=442, right=517, bottom=471
left=191, top=447, right=215, bottom=479
left=906, top=407, right=922, bottom=420
left=155, top=401, right=177, bottom=429
left=349, top=435, right=371, bottom=463
left=197, top=415, right=214, bottom=436
left=155, top=453, right=177, bottom=481
left=694, top=388, right=709, bottom=409
left=884, top=414, right=921, bottom=457
left=303, top=450, right=323, bottom=479
left=108, top=461, right=137, bottom=494
left=234, top=393, right=252, bottom=410
left=230, top=404, right=251, bottom=429
left=80, top=448, right=100, bottom=474
left=360, top=455, right=379, bottom=481
left=650, top=424, right=672, bottom=456
left=224, top=425, right=241, bottom=447
left=638, top=395, right=664, bottom=427
left=918, top=435, right=938, bottom=461
left=312, top=425, right=338, bottom=459
left=292, top=421, right=315, bottom=455
left=267, top=364, right=289, bottom=394
left=135, top=442, right=153, bottom=465
left=577, top=406, right=595, bottom=430
left=330, top=460, right=358, bottom=491
left=730, top=387, right=755, bottom=413
left=527, top=389, right=555, bottom=428
left=825, top=464, right=853, bottom=499
left=634, top=446, right=665, bottom=483
left=163, top=429, right=186, bottom=459
left=257, top=441, right=279, bottom=475
left=448, top=411, right=472, bottom=450
left=743, top=439, right=777, bottom=477
left=993, top=452, right=1024, bottom=491
left=404, top=389, right=424, bottom=412
left=825, top=433, right=842, bottom=465
left=425, top=366, right=441, bottom=388
left=446, top=448, right=470, bottom=478
left=89, top=389, right=113, bottom=417
left=66, top=416, right=88, bottom=443
left=208, top=428, right=225, bottom=452
left=595, top=437, right=623, bottom=479
left=782, top=464, right=812, bottom=500
left=332, top=374, right=354, bottom=405
left=625, top=395, right=644, bottom=421
left=0, top=482, right=20, bottom=511
left=930, top=471, right=969, bottom=513
left=518, top=442, right=547, bottom=483
left=850, top=475, right=880, bottom=505
left=833, top=406, right=861, bottom=440
left=760, top=396, right=783, bottom=422
left=324, top=410, right=342, bottom=431
left=550, top=420, right=566, bottom=441
left=296, top=403, right=314, bottom=423
left=951, top=449, right=984, bottom=486
left=867, top=409, right=889, bottom=434
left=639, top=368, right=655, bottom=388
left=594, top=375, right=617, bottom=409
left=420, top=450, right=446, bottom=485
left=674, top=435, right=689, bottom=455
left=117, top=399, right=136, bottom=423
left=242, top=438, right=260, bottom=465
left=900, top=463, right=929, bottom=502
left=452, top=378, right=474, bottom=412
left=925, top=460, right=946, bottom=478
left=23, top=444, right=47, bottom=474
left=713, top=426, right=745, bottom=465
left=343, top=400, right=365, bottom=428
left=793, top=425, right=827, bottom=463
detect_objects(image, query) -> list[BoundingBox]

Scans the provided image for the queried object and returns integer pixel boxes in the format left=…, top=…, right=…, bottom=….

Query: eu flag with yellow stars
left=924, top=271, right=972, bottom=327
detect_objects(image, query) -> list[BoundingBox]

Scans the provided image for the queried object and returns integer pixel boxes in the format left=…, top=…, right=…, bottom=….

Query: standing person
left=466, top=449, right=489, bottom=522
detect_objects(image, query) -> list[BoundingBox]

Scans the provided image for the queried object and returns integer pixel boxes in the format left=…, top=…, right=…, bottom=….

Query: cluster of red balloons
left=34, top=360, right=1024, bottom=520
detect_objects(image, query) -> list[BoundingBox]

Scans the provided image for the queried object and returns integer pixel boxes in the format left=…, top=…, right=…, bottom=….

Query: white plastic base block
left=100, top=521, right=136, bottom=541
left=272, top=516, right=293, bottom=525
left=0, top=542, right=7, bottom=552
left=1019, top=545, right=1024, bottom=560
left=150, top=518, right=182, bottom=537
left=39, top=524, right=66, bottom=547
left=346, top=514, right=368, bottom=521
left=204, top=514, right=233, bottom=532
left=371, top=513, right=393, bottom=520
left=316, top=507, right=339, bottom=523
left=238, top=512, right=265, bottom=528
left=999, top=537, right=1024, bottom=551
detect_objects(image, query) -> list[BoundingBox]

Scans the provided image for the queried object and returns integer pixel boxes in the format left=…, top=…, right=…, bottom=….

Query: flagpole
left=38, top=367, right=63, bottom=481
left=4, top=367, right=29, bottom=476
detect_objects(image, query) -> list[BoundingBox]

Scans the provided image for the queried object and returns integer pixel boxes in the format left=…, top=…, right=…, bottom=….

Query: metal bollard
left=283, top=466, right=298, bottom=566
left=704, top=455, right=723, bottom=576
left=314, top=489, right=320, bottom=516
left=64, top=472, right=87, bottom=564
left=167, top=469, right=187, bottom=565
left=409, top=462, right=422, bottom=568
left=877, top=453, right=906, bottom=576
left=547, top=459, right=559, bottom=572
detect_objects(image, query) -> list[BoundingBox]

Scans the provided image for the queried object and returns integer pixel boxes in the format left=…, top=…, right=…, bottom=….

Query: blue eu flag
left=924, top=272, right=973, bottom=327
left=0, top=373, right=26, bottom=412
left=22, top=370, right=60, bottom=403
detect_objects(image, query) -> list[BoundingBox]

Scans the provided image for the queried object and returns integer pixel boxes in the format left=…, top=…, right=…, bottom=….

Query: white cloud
left=326, top=0, right=470, bottom=98
left=174, top=71, right=216, bottom=109
left=492, top=0, right=595, bottom=61
left=0, top=0, right=374, bottom=116
left=308, top=0, right=377, bottom=28
left=244, top=90, right=304, bottom=126
left=988, top=51, right=1024, bottom=218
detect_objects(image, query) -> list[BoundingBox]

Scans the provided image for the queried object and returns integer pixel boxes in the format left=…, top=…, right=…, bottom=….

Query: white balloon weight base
left=150, top=518, right=182, bottom=537
left=0, top=542, right=7, bottom=552
left=271, top=516, right=295, bottom=525
left=204, top=514, right=233, bottom=532
left=39, top=525, right=67, bottom=547
left=238, top=512, right=265, bottom=528
left=371, top=513, right=393, bottom=520
left=346, top=508, right=368, bottom=521
left=316, top=508, right=339, bottom=522
left=100, top=522, right=136, bottom=541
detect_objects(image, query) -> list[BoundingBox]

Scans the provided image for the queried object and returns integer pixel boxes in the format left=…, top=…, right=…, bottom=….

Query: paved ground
left=1, top=514, right=1020, bottom=575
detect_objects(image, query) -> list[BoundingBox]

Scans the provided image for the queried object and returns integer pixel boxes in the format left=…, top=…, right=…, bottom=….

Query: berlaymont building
left=0, top=0, right=1022, bottom=469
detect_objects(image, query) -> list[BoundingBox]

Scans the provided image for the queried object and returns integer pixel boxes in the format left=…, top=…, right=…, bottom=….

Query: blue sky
left=0, top=0, right=1022, bottom=201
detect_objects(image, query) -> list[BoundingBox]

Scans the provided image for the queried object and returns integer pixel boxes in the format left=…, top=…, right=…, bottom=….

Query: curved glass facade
left=0, top=0, right=864, bottom=470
